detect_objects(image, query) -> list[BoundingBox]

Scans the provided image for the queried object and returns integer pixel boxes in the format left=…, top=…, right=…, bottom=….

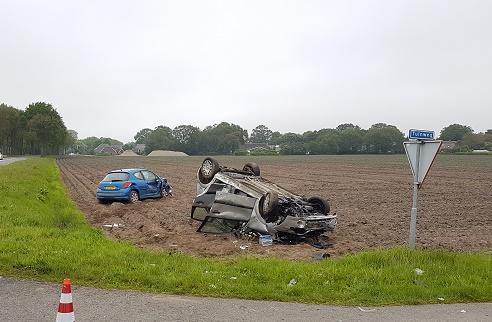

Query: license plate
left=106, top=186, right=116, bottom=190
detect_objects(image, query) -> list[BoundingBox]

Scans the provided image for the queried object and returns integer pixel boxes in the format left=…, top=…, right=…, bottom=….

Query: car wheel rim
left=131, top=192, right=138, bottom=202
left=201, top=160, right=213, bottom=176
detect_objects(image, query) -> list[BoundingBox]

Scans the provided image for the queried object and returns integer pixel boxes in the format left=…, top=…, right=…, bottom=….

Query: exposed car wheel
left=243, top=162, right=260, bottom=176
left=199, top=157, right=220, bottom=184
left=308, top=196, right=330, bottom=214
left=159, top=186, right=172, bottom=197
left=129, top=190, right=140, bottom=203
left=259, top=191, right=279, bottom=221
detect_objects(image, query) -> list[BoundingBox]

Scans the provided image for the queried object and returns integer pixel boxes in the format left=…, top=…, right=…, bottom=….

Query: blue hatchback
left=96, top=169, right=172, bottom=204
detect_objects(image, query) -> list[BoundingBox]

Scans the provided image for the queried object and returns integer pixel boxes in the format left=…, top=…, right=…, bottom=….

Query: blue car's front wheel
left=129, top=190, right=139, bottom=203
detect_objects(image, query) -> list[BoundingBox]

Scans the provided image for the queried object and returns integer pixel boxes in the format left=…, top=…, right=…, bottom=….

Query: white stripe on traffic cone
left=56, top=278, right=75, bottom=322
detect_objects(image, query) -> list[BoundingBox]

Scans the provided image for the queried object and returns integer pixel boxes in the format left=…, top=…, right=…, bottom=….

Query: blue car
left=96, top=169, right=172, bottom=204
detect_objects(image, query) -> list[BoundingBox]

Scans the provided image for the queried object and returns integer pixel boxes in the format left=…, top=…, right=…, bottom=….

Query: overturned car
left=190, top=157, right=337, bottom=242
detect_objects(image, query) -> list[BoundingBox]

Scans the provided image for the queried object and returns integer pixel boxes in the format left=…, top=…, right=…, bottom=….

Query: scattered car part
left=191, top=157, right=337, bottom=242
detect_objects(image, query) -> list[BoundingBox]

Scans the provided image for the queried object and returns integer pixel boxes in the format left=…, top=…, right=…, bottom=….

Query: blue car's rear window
left=102, top=172, right=129, bottom=182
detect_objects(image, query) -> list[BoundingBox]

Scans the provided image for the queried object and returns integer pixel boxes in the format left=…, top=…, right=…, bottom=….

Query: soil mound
left=147, top=150, right=188, bottom=156
left=120, top=150, right=138, bottom=156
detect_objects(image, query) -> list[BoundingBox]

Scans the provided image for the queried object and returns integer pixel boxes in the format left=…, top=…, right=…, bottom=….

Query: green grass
left=0, top=158, right=490, bottom=305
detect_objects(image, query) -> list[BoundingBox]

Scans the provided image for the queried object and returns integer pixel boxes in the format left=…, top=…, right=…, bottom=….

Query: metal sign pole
left=408, top=142, right=421, bottom=249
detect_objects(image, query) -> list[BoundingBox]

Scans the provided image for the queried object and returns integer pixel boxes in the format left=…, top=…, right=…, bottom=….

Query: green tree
left=122, top=142, right=135, bottom=151
left=306, top=131, right=339, bottom=154
left=22, top=102, right=68, bottom=155
left=460, top=132, right=492, bottom=151
left=365, top=123, right=404, bottom=154
left=270, top=131, right=282, bottom=144
left=337, top=127, right=364, bottom=154
left=200, top=122, right=247, bottom=155
left=172, top=125, right=201, bottom=155
left=439, top=124, right=473, bottom=141
left=76, top=136, right=122, bottom=155
left=134, top=128, right=152, bottom=144
left=64, top=129, right=78, bottom=153
left=336, top=123, right=359, bottom=131
left=144, top=126, right=175, bottom=154
left=277, top=133, right=305, bottom=155
left=250, top=125, right=273, bottom=143
left=0, top=104, right=23, bottom=155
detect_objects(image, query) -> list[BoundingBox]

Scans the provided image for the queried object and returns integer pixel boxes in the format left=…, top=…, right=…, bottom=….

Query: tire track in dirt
left=58, top=160, right=95, bottom=198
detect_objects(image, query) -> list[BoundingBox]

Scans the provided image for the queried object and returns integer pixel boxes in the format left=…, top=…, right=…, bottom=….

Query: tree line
left=2, top=101, right=489, bottom=156
left=124, top=122, right=491, bottom=156
left=438, top=124, right=492, bottom=152
left=0, top=102, right=72, bottom=155
left=121, top=122, right=406, bottom=155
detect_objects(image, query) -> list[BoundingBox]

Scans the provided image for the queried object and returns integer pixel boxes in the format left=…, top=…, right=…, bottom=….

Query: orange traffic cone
left=56, top=278, right=75, bottom=322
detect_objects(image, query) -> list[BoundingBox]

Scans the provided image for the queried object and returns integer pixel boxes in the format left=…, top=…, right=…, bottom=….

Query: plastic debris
left=313, top=253, right=331, bottom=261
left=102, top=223, right=124, bottom=228
left=414, top=268, right=424, bottom=275
left=259, top=235, right=273, bottom=246
left=438, top=297, right=444, bottom=301
left=149, top=264, right=156, bottom=267
left=230, top=276, right=237, bottom=280
left=239, top=245, right=249, bottom=250
left=460, top=310, right=466, bottom=313
left=358, top=307, right=376, bottom=312
left=288, top=279, right=297, bottom=287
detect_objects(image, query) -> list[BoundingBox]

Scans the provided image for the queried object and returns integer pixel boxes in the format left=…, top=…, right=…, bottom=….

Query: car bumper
left=274, top=215, right=337, bottom=235
left=96, top=188, right=131, bottom=200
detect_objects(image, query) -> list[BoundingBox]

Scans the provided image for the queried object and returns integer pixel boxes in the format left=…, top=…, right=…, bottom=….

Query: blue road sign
left=409, top=129, right=435, bottom=140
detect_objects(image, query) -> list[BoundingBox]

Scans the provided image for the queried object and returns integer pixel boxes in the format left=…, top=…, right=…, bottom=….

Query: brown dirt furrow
left=56, top=155, right=492, bottom=260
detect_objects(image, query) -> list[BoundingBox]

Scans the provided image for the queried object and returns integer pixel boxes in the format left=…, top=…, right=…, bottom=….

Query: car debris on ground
left=190, top=157, right=337, bottom=247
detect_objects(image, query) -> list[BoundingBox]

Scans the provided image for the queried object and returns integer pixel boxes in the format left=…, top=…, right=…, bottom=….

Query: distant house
left=94, top=144, right=123, bottom=155
left=133, top=144, right=146, bottom=155
left=241, top=143, right=276, bottom=152
left=440, top=141, right=457, bottom=151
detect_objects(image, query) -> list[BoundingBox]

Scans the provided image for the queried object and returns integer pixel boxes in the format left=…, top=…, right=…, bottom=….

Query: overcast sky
left=1, top=0, right=491, bottom=142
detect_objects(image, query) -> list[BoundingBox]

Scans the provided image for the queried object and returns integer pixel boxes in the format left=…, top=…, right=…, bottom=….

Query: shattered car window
left=198, top=217, right=243, bottom=234
left=191, top=207, right=209, bottom=221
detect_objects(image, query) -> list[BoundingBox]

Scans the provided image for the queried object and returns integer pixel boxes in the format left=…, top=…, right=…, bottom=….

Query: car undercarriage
left=191, top=158, right=337, bottom=245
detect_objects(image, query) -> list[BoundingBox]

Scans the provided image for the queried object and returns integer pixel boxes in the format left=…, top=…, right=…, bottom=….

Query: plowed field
left=57, top=155, right=492, bottom=260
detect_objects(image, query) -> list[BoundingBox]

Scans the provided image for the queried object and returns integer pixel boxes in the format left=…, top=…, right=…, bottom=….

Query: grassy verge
left=0, top=158, right=490, bottom=305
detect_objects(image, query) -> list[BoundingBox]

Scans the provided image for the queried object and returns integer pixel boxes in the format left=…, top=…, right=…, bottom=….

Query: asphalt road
left=0, top=277, right=490, bottom=321
left=0, top=156, right=28, bottom=166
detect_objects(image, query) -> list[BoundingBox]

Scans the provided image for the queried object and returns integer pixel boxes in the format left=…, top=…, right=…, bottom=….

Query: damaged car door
left=193, top=181, right=257, bottom=233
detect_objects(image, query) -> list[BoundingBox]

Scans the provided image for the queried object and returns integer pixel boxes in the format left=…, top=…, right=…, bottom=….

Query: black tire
left=199, top=157, right=221, bottom=184
left=259, top=191, right=279, bottom=220
left=129, top=190, right=140, bottom=204
left=243, top=162, right=260, bottom=176
left=159, top=185, right=172, bottom=197
left=308, top=196, right=330, bottom=214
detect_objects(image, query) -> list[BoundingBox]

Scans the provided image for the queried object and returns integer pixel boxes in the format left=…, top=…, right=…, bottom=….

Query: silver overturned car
left=191, top=157, right=337, bottom=242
